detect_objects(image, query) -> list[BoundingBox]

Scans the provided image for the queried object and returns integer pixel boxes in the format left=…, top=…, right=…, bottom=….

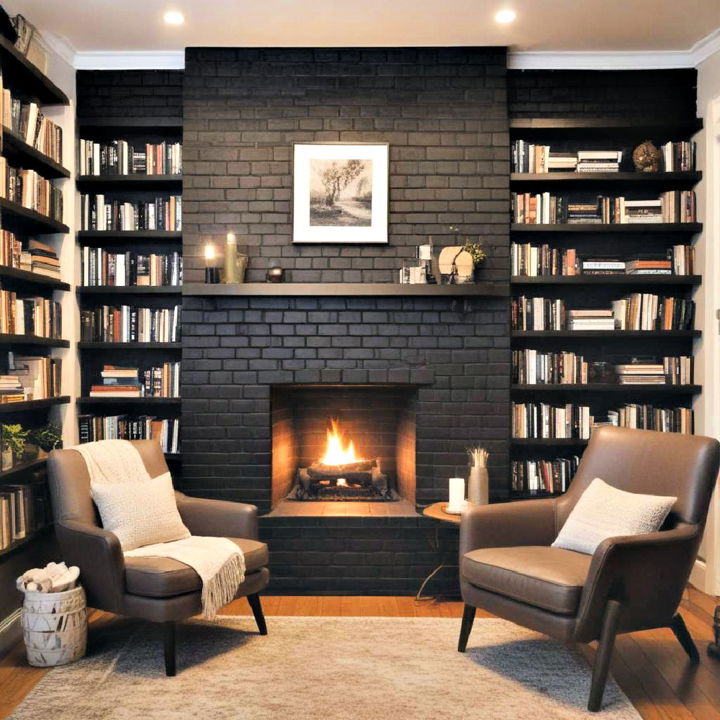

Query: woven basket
left=22, top=586, right=87, bottom=667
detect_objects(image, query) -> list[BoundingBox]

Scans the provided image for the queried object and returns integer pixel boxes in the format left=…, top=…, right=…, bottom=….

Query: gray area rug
left=12, top=616, right=640, bottom=719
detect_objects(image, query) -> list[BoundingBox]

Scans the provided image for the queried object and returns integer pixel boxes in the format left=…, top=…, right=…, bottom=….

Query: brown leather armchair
left=457, top=426, right=720, bottom=711
left=47, top=440, right=270, bottom=675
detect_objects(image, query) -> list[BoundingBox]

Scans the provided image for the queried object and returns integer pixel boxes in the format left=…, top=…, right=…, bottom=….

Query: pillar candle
left=448, top=477, right=465, bottom=512
left=224, top=232, right=238, bottom=283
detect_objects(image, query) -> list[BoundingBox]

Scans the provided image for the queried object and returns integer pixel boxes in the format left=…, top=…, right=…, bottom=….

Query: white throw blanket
left=74, top=440, right=245, bottom=620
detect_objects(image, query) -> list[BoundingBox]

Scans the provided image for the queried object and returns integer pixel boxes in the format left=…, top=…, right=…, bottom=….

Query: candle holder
left=222, top=233, right=248, bottom=284
left=203, top=243, right=220, bottom=284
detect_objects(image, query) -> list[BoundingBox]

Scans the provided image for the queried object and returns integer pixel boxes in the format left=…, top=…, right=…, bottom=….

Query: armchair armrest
left=575, top=524, right=701, bottom=642
left=459, top=498, right=558, bottom=557
left=55, top=519, right=125, bottom=613
left=175, top=492, right=259, bottom=540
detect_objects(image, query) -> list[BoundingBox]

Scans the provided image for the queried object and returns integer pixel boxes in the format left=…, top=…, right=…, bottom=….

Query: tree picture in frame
left=293, top=143, right=389, bottom=244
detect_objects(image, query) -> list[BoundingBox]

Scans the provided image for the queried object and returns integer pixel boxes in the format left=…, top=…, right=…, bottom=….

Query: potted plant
left=1, top=424, right=29, bottom=470
left=462, top=240, right=487, bottom=282
left=30, top=423, right=63, bottom=457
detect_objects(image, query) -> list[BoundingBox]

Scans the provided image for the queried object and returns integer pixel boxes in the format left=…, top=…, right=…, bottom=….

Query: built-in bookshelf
left=75, top=107, right=182, bottom=464
left=509, top=116, right=702, bottom=500
left=0, top=32, right=70, bottom=575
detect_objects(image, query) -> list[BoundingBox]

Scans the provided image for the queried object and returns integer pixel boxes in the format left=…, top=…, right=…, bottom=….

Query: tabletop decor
left=467, top=446, right=489, bottom=505
left=293, top=142, right=389, bottom=244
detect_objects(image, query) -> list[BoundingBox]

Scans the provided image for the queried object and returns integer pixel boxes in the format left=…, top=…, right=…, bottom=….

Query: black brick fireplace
left=180, top=45, right=510, bottom=592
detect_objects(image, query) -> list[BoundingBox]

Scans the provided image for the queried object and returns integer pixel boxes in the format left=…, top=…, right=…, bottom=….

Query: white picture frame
left=292, top=142, right=389, bottom=244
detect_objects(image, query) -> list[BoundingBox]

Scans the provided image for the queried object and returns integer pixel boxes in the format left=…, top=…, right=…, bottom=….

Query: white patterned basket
left=22, top=586, right=87, bottom=667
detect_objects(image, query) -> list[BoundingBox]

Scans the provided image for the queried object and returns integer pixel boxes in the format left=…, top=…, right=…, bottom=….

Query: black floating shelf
left=182, top=282, right=509, bottom=297
left=0, top=396, right=70, bottom=414
left=78, top=231, right=182, bottom=244
left=511, top=438, right=589, bottom=446
left=77, top=286, right=181, bottom=296
left=512, top=330, right=700, bottom=339
left=511, top=223, right=702, bottom=234
left=509, top=117, right=703, bottom=136
left=0, top=197, right=69, bottom=234
left=0, top=456, right=47, bottom=480
left=0, top=35, right=69, bottom=106
left=77, top=118, right=182, bottom=131
left=2, top=129, right=70, bottom=179
left=77, top=175, right=182, bottom=189
left=511, top=275, right=701, bottom=287
left=78, top=342, right=181, bottom=350
left=77, top=397, right=181, bottom=406
left=0, top=334, right=69, bottom=348
left=512, top=384, right=701, bottom=394
left=0, top=265, right=70, bottom=291
left=510, top=171, right=701, bottom=186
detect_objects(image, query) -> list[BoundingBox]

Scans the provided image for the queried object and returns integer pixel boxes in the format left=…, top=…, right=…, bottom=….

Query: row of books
left=511, top=143, right=623, bottom=173
left=0, top=290, right=62, bottom=338
left=80, top=305, right=181, bottom=343
left=0, top=160, right=63, bottom=222
left=511, top=457, right=580, bottom=496
left=512, top=402, right=693, bottom=438
left=511, top=295, right=695, bottom=331
left=2, top=92, right=63, bottom=164
left=0, top=355, right=62, bottom=402
left=0, top=483, right=52, bottom=553
left=511, top=243, right=695, bottom=277
left=512, top=192, right=696, bottom=224
left=81, top=248, right=182, bottom=287
left=79, top=194, right=182, bottom=231
left=512, top=351, right=693, bottom=385
left=511, top=141, right=696, bottom=174
left=79, top=139, right=182, bottom=176
left=0, top=233, right=62, bottom=279
left=89, top=363, right=180, bottom=398
left=78, top=415, right=180, bottom=454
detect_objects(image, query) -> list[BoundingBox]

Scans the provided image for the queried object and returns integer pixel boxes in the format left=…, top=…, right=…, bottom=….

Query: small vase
left=1, top=449, right=13, bottom=471
left=472, top=264, right=484, bottom=283
left=467, top=466, right=489, bottom=505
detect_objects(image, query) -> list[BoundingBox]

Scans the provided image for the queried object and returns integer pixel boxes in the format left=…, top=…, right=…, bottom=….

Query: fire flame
left=320, top=419, right=362, bottom=466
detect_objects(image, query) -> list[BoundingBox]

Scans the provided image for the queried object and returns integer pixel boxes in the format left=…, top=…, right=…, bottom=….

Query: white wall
left=692, top=48, right=720, bottom=595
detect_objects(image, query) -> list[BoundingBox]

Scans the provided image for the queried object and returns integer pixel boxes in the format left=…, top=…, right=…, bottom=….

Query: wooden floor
left=1, top=587, right=718, bottom=719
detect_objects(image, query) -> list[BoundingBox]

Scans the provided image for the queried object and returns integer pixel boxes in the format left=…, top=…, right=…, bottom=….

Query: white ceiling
left=4, top=0, right=720, bottom=57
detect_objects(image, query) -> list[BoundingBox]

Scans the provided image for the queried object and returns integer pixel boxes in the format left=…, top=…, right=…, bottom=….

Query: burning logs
left=290, top=458, right=395, bottom=501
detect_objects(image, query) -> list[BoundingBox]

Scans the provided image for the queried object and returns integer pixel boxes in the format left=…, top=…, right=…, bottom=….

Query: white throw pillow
left=552, top=477, right=676, bottom=555
left=91, top=472, right=190, bottom=551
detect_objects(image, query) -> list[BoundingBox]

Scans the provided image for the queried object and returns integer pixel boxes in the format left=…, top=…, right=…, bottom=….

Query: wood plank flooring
left=0, top=587, right=717, bottom=719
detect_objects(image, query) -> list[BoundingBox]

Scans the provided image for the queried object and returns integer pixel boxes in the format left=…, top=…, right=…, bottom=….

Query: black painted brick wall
left=508, top=68, right=697, bottom=119
left=77, top=70, right=183, bottom=121
left=181, top=295, right=510, bottom=513
left=182, top=47, right=509, bottom=283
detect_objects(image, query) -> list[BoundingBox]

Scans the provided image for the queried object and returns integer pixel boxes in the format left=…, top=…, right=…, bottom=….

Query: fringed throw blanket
left=74, top=440, right=245, bottom=620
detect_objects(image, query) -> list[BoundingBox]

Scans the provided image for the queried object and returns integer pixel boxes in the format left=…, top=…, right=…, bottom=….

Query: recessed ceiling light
left=494, top=9, right=516, bottom=23
left=163, top=10, right=185, bottom=25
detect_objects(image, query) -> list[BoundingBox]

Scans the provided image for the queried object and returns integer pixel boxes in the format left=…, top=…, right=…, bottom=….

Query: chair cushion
left=125, top=538, right=269, bottom=598
left=462, top=546, right=592, bottom=615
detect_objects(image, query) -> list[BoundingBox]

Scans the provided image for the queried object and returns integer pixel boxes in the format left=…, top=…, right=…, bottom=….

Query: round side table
left=416, top=501, right=462, bottom=601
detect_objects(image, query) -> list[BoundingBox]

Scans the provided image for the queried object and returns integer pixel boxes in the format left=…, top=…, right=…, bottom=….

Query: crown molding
left=41, top=32, right=77, bottom=68
left=691, top=28, right=720, bottom=66
left=73, top=51, right=185, bottom=70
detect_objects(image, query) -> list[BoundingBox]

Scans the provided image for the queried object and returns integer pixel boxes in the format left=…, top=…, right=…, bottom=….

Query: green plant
left=31, top=423, right=63, bottom=452
left=2, top=424, right=29, bottom=457
left=462, top=239, right=487, bottom=266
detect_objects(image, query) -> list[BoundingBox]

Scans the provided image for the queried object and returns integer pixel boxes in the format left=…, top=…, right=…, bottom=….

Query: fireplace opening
left=271, top=385, right=418, bottom=508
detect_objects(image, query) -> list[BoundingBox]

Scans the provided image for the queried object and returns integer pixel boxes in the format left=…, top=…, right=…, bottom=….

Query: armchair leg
left=669, top=613, right=700, bottom=663
left=163, top=621, right=176, bottom=677
left=248, top=593, right=268, bottom=635
left=588, top=599, right=622, bottom=712
left=457, top=604, right=476, bottom=653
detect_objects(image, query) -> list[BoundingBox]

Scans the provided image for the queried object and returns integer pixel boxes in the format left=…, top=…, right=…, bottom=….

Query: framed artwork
left=292, top=142, right=389, bottom=244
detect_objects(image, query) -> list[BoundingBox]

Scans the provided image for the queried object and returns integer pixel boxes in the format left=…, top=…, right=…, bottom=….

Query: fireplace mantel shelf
left=182, top=282, right=509, bottom=297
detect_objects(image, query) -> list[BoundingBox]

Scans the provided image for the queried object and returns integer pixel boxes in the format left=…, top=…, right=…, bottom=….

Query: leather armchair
left=47, top=440, right=270, bottom=675
left=458, top=426, right=720, bottom=711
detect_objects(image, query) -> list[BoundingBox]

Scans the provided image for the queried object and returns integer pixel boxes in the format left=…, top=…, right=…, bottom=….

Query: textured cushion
left=552, top=477, right=676, bottom=555
left=462, top=546, right=592, bottom=615
left=125, top=538, right=269, bottom=598
left=91, top=472, right=190, bottom=551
